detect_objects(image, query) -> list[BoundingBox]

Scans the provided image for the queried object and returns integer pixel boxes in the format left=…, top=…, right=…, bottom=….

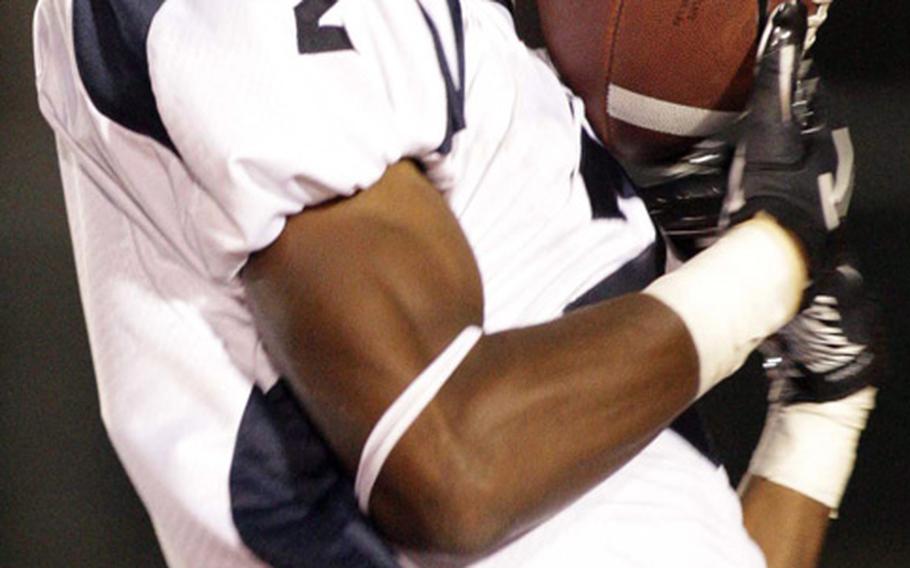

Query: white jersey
left=34, top=0, right=765, bottom=566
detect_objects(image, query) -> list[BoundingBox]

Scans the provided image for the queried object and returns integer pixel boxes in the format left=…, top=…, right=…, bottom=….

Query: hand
left=724, top=1, right=854, bottom=278
left=748, top=257, right=883, bottom=511
left=642, top=2, right=852, bottom=265
left=761, top=255, right=884, bottom=404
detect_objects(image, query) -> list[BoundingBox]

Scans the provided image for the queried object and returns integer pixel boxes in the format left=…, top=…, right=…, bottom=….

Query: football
left=537, top=0, right=795, bottom=164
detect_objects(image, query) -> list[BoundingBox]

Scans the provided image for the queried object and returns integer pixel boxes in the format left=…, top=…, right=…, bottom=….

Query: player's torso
left=427, top=0, right=657, bottom=332
left=33, top=0, right=756, bottom=566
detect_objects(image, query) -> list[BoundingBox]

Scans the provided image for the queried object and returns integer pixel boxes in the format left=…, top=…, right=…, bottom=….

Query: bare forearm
left=740, top=475, right=830, bottom=568
left=375, top=293, right=700, bottom=550
left=243, top=163, right=806, bottom=556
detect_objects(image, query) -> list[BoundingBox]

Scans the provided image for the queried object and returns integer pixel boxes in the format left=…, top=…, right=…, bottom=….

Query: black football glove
left=639, top=3, right=849, bottom=263
left=723, top=0, right=855, bottom=278
left=761, top=252, right=885, bottom=404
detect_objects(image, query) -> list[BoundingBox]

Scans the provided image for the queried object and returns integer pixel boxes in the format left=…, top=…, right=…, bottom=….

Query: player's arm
left=741, top=478, right=830, bottom=568
left=740, top=375, right=877, bottom=568
left=241, top=159, right=687, bottom=552
left=728, top=4, right=880, bottom=566
left=739, top=256, right=879, bottom=568
left=242, top=153, right=808, bottom=555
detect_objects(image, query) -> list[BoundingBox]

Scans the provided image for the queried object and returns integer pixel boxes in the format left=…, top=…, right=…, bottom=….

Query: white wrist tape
left=644, top=217, right=807, bottom=397
left=748, top=386, right=876, bottom=511
left=354, top=326, right=483, bottom=514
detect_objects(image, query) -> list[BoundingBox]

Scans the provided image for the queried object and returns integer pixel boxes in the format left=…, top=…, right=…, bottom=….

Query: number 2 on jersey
left=294, top=0, right=353, bottom=54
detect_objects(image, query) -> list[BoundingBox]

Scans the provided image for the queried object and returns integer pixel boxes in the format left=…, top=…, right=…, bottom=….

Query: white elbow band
left=354, top=325, right=483, bottom=514
left=644, top=217, right=807, bottom=398
left=747, top=387, right=876, bottom=512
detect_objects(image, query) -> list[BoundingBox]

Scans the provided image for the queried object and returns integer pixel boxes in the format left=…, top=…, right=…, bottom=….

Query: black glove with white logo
left=724, top=1, right=855, bottom=279
left=736, top=3, right=882, bottom=512
left=761, top=252, right=884, bottom=404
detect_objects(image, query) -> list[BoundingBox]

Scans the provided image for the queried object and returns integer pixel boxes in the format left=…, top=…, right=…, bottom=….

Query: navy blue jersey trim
left=419, top=0, right=466, bottom=155
left=565, top=241, right=665, bottom=310
left=230, top=381, right=399, bottom=568
left=489, top=0, right=513, bottom=14
left=670, top=406, right=719, bottom=465
left=579, top=131, right=636, bottom=220
left=72, top=0, right=177, bottom=154
left=295, top=0, right=355, bottom=54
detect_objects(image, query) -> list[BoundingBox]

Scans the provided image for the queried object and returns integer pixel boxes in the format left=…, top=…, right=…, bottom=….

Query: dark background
left=1, top=1, right=907, bottom=566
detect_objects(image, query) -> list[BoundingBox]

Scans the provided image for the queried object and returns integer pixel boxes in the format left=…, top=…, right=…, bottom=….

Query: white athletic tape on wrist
left=354, top=325, right=483, bottom=514
left=644, top=217, right=806, bottom=397
left=748, top=386, right=876, bottom=511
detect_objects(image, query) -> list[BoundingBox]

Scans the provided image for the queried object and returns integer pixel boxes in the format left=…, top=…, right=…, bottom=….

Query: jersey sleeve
left=148, top=0, right=462, bottom=278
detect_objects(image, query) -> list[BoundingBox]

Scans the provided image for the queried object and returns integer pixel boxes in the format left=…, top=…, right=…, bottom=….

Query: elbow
left=368, top=338, right=520, bottom=557
left=375, top=470, right=509, bottom=557
left=368, top=428, right=511, bottom=557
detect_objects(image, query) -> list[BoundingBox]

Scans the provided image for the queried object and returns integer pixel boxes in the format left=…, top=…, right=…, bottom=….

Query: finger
left=746, top=1, right=809, bottom=166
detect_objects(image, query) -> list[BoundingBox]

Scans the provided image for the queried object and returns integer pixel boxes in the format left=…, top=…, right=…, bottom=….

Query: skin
left=741, top=476, right=832, bottom=568
left=242, top=160, right=697, bottom=553
left=242, top=159, right=834, bottom=562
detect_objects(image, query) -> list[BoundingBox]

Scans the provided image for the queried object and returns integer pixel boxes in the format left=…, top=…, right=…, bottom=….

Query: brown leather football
left=538, top=0, right=762, bottom=164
